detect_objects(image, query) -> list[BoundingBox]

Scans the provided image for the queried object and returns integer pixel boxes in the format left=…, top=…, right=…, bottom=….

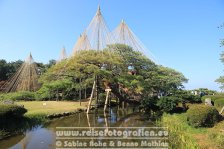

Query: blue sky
left=0, top=0, right=223, bottom=91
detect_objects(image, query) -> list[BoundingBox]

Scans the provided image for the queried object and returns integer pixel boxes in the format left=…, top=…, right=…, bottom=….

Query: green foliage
left=215, top=76, right=224, bottom=89
left=152, top=66, right=188, bottom=95
left=140, top=96, right=158, bottom=111
left=208, top=131, right=224, bottom=147
left=186, top=105, right=221, bottom=127
left=0, top=91, right=36, bottom=101
left=173, top=90, right=201, bottom=103
left=161, top=113, right=200, bottom=149
left=201, top=95, right=224, bottom=102
left=0, top=112, right=47, bottom=140
left=216, top=23, right=224, bottom=88
left=156, top=96, right=179, bottom=112
left=221, top=39, right=224, bottom=47
left=38, top=44, right=187, bottom=103
left=36, top=79, right=74, bottom=100
left=201, top=95, right=224, bottom=108
left=0, top=104, right=27, bottom=118
left=0, top=59, right=23, bottom=81
left=0, top=59, right=55, bottom=83
left=208, top=120, right=224, bottom=147
left=99, top=93, right=106, bottom=101
left=197, top=88, right=217, bottom=95
left=214, top=98, right=224, bottom=108
left=218, top=23, right=224, bottom=47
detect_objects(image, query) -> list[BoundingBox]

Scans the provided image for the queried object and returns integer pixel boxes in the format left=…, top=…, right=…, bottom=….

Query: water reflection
left=0, top=107, right=156, bottom=149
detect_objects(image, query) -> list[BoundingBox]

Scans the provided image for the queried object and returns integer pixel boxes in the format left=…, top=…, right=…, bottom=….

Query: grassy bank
left=0, top=101, right=89, bottom=139
left=16, top=101, right=89, bottom=116
left=161, top=113, right=224, bottom=148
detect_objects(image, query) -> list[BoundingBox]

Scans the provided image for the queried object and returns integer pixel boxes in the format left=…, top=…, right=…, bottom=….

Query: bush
left=214, top=98, right=224, bottom=108
left=201, top=95, right=224, bottom=102
left=156, top=96, right=179, bottom=112
left=35, top=86, right=53, bottom=100
left=201, top=95, right=224, bottom=108
left=0, top=104, right=27, bottom=118
left=183, top=94, right=201, bottom=103
left=173, top=90, right=201, bottom=103
left=161, top=114, right=200, bottom=148
left=0, top=91, right=36, bottom=101
left=186, top=105, right=221, bottom=127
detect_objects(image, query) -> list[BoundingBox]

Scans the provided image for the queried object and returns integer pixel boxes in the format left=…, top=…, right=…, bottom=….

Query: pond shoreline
left=0, top=106, right=95, bottom=140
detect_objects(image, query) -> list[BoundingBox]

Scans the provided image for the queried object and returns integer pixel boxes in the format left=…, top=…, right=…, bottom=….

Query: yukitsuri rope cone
left=0, top=53, right=40, bottom=92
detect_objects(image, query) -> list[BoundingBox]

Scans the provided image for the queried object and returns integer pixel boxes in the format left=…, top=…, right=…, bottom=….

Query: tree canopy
left=39, top=44, right=188, bottom=103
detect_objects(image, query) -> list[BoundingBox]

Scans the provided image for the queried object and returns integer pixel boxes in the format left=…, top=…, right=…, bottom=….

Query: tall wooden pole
left=104, top=89, right=111, bottom=112
left=87, top=81, right=96, bottom=113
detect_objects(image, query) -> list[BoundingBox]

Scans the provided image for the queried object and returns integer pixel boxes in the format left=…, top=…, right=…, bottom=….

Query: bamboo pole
left=104, top=89, right=111, bottom=111
left=220, top=106, right=224, bottom=115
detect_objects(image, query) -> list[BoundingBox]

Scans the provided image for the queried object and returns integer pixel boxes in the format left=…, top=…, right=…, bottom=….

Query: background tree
left=0, top=60, right=23, bottom=81
left=0, top=60, right=9, bottom=81
left=215, top=23, right=224, bottom=89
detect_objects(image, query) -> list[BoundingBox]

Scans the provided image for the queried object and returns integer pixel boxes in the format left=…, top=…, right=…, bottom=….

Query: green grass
left=207, top=121, right=224, bottom=148
left=16, top=101, right=89, bottom=116
left=161, top=113, right=201, bottom=149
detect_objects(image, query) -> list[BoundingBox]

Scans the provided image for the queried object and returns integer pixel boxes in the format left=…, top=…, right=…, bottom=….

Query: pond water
left=0, top=107, right=159, bottom=149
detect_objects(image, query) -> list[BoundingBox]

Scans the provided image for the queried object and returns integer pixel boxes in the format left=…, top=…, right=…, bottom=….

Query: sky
left=0, top=0, right=223, bottom=91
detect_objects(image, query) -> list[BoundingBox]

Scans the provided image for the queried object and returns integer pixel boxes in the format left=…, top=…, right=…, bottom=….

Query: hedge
left=186, top=105, right=221, bottom=127
left=201, top=95, right=224, bottom=108
left=214, top=98, right=224, bottom=108
left=0, top=91, right=36, bottom=101
left=0, top=104, right=27, bottom=118
left=201, top=95, right=224, bottom=102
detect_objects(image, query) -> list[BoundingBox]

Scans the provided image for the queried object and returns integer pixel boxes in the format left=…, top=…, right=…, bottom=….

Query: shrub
left=0, top=104, right=27, bottom=118
left=201, top=95, right=224, bottom=109
left=35, top=86, right=53, bottom=100
left=140, top=96, right=159, bottom=111
left=156, top=96, right=179, bottom=112
left=0, top=91, right=36, bottom=101
left=186, top=105, right=221, bottom=127
left=173, top=90, right=201, bottom=103
left=183, top=94, right=201, bottom=103
left=214, top=98, right=224, bottom=108
left=161, top=114, right=200, bottom=148
left=201, top=95, right=224, bottom=102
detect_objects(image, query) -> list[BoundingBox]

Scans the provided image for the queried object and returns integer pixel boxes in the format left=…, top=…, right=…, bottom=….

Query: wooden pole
left=95, top=76, right=99, bottom=107
left=104, top=111, right=109, bottom=131
left=122, top=101, right=125, bottom=109
left=87, top=81, right=96, bottom=113
left=79, top=90, right=81, bottom=106
left=86, top=113, right=91, bottom=127
left=220, top=106, right=224, bottom=115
